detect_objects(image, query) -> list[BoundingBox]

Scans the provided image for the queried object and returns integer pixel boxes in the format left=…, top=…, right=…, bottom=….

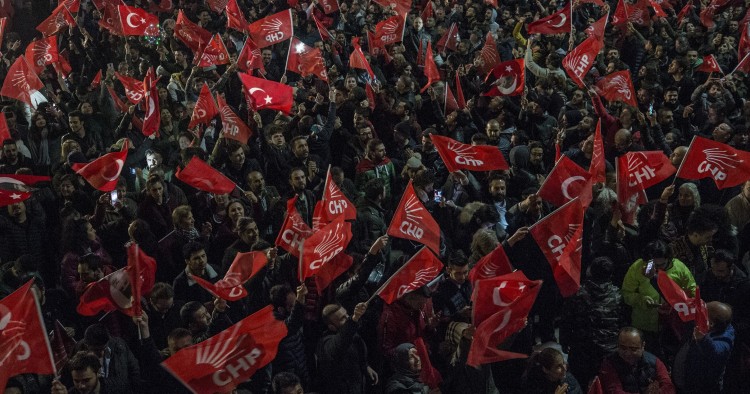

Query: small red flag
left=349, top=37, right=376, bottom=81
left=98, top=1, right=124, bottom=36
left=193, top=251, right=268, bottom=301
left=286, top=37, right=314, bottom=74
left=677, top=1, right=694, bottom=25
left=175, top=156, right=237, bottom=195
left=733, top=53, right=750, bottom=74
left=71, top=140, right=129, bottom=191
left=617, top=151, right=676, bottom=223
left=414, top=337, right=442, bottom=388
left=676, top=136, right=750, bottom=189
left=319, top=0, right=339, bottom=14
left=25, top=37, right=59, bottom=74
left=312, top=14, right=333, bottom=41
left=527, top=3, right=572, bottom=35
left=299, top=215, right=353, bottom=282
left=225, top=0, right=248, bottom=32
left=196, top=34, right=231, bottom=67
left=314, top=253, right=354, bottom=295
left=656, top=271, right=701, bottom=323
left=455, top=71, right=466, bottom=109
left=275, top=196, right=313, bottom=257
left=626, top=0, right=651, bottom=26
left=478, top=32, right=500, bottom=76
left=0, top=190, right=32, bottom=207
left=141, top=68, right=160, bottom=137
left=483, top=58, right=525, bottom=97
left=107, top=86, right=129, bottom=113
left=0, top=18, right=6, bottom=48
left=237, top=38, right=266, bottom=73
left=126, top=244, right=157, bottom=317
left=444, top=85, right=459, bottom=115
left=595, top=70, right=638, bottom=107
left=189, top=83, right=219, bottom=129
left=387, top=181, right=441, bottom=253
left=206, top=0, right=229, bottom=13
left=59, top=0, right=80, bottom=12
left=436, top=22, right=460, bottom=52
left=697, top=54, right=723, bottom=74
left=611, top=0, right=629, bottom=29
left=420, top=41, right=440, bottom=93
left=51, top=320, right=76, bottom=373
left=238, top=73, right=294, bottom=114
left=374, top=247, right=443, bottom=304
left=588, top=376, right=603, bottom=394
left=0, top=112, right=11, bottom=141
left=590, top=120, right=606, bottom=183
left=90, top=70, right=102, bottom=89
left=118, top=5, right=159, bottom=36
left=468, top=243, right=514, bottom=285
left=115, top=72, right=146, bottom=104
left=247, top=9, right=294, bottom=49
left=298, top=47, right=328, bottom=82
left=420, top=1, right=433, bottom=21
left=741, top=24, right=750, bottom=63
left=174, top=10, right=212, bottom=53
left=374, top=15, right=406, bottom=46
left=585, top=14, right=608, bottom=41
left=315, top=167, right=357, bottom=224
left=431, top=134, right=508, bottom=172
left=563, top=36, right=604, bottom=88
left=36, top=4, right=76, bottom=37
left=217, top=94, right=253, bottom=143
left=650, top=0, right=668, bottom=18
left=700, top=0, right=732, bottom=29
left=538, top=155, right=593, bottom=208
left=372, top=0, right=412, bottom=16
left=1, top=56, right=44, bottom=107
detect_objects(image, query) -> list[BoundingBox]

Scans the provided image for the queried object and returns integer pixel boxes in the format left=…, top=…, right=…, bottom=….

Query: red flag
left=0, top=112, right=12, bottom=141
left=563, top=36, right=604, bottom=88
left=98, top=1, right=125, bottom=36
left=0, top=281, right=56, bottom=389
left=196, top=34, right=231, bottom=67
left=313, top=14, right=333, bottom=41
left=421, top=1, right=433, bottom=20
left=149, top=0, right=173, bottom=13
left=611, top=0, right=629, bottom=29
left=59, top=0, right=80, bottom=12
left=365, top=83, right=376, bottom=110
left=189, top=83, right=219, bottom=129
left=468, top=243, right=514, bottom=285
left=225, top=0, right=248, bottom=32
left=420, top=41, right=440, bottom=93
left=372, top=0, right=412, bottom=16
left=649, top=0, right=668, bottom=18
left=115, top=72, right=146, bottom=104
left=374, top=247, right=443, bottom=304
left=588, top=376, right=603, bottom=394
left=298, top=47, right=328, bottom=82
left=677, top=136, right=750, bottom=189
left=118, top=5, right=159, bottom=36
left=193, top=251, right=268, bottom=301
left=238, top=73, right=294, bottom=114
left=677, top=1, right=694, bottom=25
left=733, top=53, right=750, bottom=74
left=319, top=0, right=339, bottom=14
left=539, top=156, right=593, bottom=208
left=626, top=0, right=651, bottom=26
left=478, top=32, right=500, bottom=76
left=247, top=9, right=293, bottom=49
left=51, top=320, right=76, bottom=373
left=741, top=23, right=750, bottom=63
left=414, top=337, right=442, bottom=388
left=431, top=134, right=509, bottom=172
left=217, top=94, right=253, bottom=143
left=1, top=56, right=44, bottom=107
left=375, top=15, right=406, bottom=46
left=126, top=244, right=158, bottom=317
left=0, top=190, right=32, bottom=207
left=436, top=22, right=460, bottom=52
left=467, top=272, right=542, bottom=367
left=174, top=10, right=212, bottom=53
left=617, top=151, right=676, bottom=223
left=694, top=287, right=710, bottom=334
left=697, top=54, right=723, bottom=74
left=527, top=3, right=572, bottom=35
left=161, top=306, right=286, bottom=393
left=25, top=37, right=58, bottom=74
left=656, top=271, right=699, bottom=323
left=700, top=0, right=732, bottom=29
left=350, top=37, right=376, bottom=80
left=444, top=85, right=459, bottom=115
left=585, top=14, right=608, bottom=41
left=36, top=4, right=76, bottom=37
left=107, top=86, right=129, bottom=113
left=590, top=120, right=606, bottom=183
left=90, top=70, right=102, bottom=89
left=206, top=0, right=229, bottom=13
left=71, top=140, right=129, bottom=191
left=314, top=253, right=354, bottom=295
left=483, top=58, right=525, bottom=97
left=529, top=198, right=585, bottom=297
left=596, top=70, right=638, bottom=107
left=175, top=156, right=237, bottom=194
left=299, top=215, right=353, bottom=282
left=387, top=181, right=441, bottom=253
left=287, top=37, right=314, bottom=74
left=455, top=71, right=466, bottom=109
left=141, top=68, right=160, bottom=137
left=237, top=38, right=266, bottom=73
left=275, top=196, right=313, bottom=257
left=316, top=167, right=357, bottom=223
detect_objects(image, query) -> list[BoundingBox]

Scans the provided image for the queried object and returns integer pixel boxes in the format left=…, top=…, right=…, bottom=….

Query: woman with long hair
left=521, top=347, right=583, bottom=394
left=26, top=110, right=63, bottom=171
left=59, top=217, right=113, bottom=297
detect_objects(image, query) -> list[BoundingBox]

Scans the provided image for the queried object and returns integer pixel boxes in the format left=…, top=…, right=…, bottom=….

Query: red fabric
left=375, top=15, right=405, bottom=46
left=697, top=54, right=723, bottom=73
left=455, top=71, right=466, bottom=109
left=71, top=141, right=129, bottom=191
left=238, top=73, right=294, bottom=114
left=0, top=17, right=6, bottom=48
left=298, top=47, right=328, bottom=82
left=588, top=376, right=603, bottom=394
left=612, top=0, right=629, bottom=28
left=590, top=120, right=606, bottom=183
left=90, top=70, right=102, bottom=89
left=527, top=3, right=572, bottom=34
left=372, top=0, right=412, bottom=16
left=275, top=196, right=313, bottom=257
left=141, top=68, right=160, bottom=137
left=626, top=0, right=651, bottom=26
left=189, top=83, right=219, bottom=129
left=196, top=34, right=230, bottom=67
left=1, top=56, right=44, bottom=107
left=436, top=22, right=460, bottom=52
left=59, top=0, right=80, bottom=12
left=585, top=14, right=608, bottom=41
left=694, top=287, right=710, bottom=334
left=149, top=0, right=173, bottom=13
left=0, top=174, right=51, bottom=186
left=161, top=306, right=286, bottom=393
left=125, top=244, right=157, bottom=317
left=51, top=320, right=76, bottom=373
left=414, top=337, right=442, bottom=388
left=247, top=9, right=293, bottom=49
left=616, top=151, right=676, bottom=223
left=313, top=14, right=333, bottom=41
left=299, top=215, right=353, bottom=282
left=225, top=0, right=247, bottom=32
left=217, top=94, right=253, bottom=143
left=0, top=190, right=32, bottom=207
left=237, top=38, right=265, bottom=73
left=375, top=247, right=443, bottom=304
left=174, top=10, right=212, bottom=53
left=529, top=198, right=585, bottom=297
left=596, top=70, right=638, bottom=107
left=656, top=271, right=699, bottom=323
left=677, top=1, right=694, bottom=25
left=563, top=36, right=603, bottom=88
left=365, top=83, right=376, bottom=110
left=107, top=86, right=129, bottom=113
left=118, top=5, right=159, bottom=36
left=650, top=0, right=668, bottom=18
left=538, top=155, right=593, bottom=208
left=175, top=156, right=237, bottom=194
left=0, top=281, right=56, bottom=389
left=350, top=37, right=376, bottom=80
left=286, top=37, right=314, bottom=74
left=0, top=112, right=10, bottom=141
left=478, top=32, right=500, bottom=76
left=193, top=251, right=268, bottom=301
left=483, top=58, right=525, bottom=97
left=420, top=1, right=433, bottom=20
left=599, top=353, right=675, bottom=393
left=316, top=168, right=357, bottom=223
left=25, top=37, right=58, bottom=74
left=471, top=270, right=540, bottom=327
left=36, top=4, right=76, bottom=37
left=98, top=1, right=123, bottom=36
left=206, top=0, right=229, bottom=12
left=319, top=0, right=339, bottom=14
left=431, top=134, right=508, bottom=172
left=700, top=0, right=732, bottom=29
left=313, top=252, right=354, bottom=295
left=387, top=181, right=441, bottom=253
left=444, top=85, right=458, bottom=115
left=741, top=23, right=750, bottom=62
left=420, top=41, right=440, bottom=93
left=677, top=136, right=750, bottom=189
left=115, top=72, right=146, bottom=104
left=734, top=53, right=750, bottom=74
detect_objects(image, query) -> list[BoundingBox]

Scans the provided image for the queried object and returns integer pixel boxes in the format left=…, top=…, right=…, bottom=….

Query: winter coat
left=315, top=319, right=369, bottom=394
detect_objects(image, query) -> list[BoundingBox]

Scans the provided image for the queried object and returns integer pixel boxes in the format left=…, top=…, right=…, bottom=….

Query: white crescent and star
left=561, top=176, right=586, bottom=199
left=550, top=14, right=567, bottom=28
left=248, top=87, right=273, bottom=105
left=498, top=75, right=518, bottom=95
left=126, top=12, right=145, bottom=29
left=101, top=159, right=125, bottom=182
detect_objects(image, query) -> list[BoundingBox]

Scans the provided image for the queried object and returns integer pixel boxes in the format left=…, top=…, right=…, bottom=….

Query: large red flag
left=483, top=59, right=525, bottom=97
left=617, top=151, right=676, bottom=223
left=431, top=134, right=508, bottom=172
left=538, top=155, right=593, bottom=208
left=247, top=9, right=294, bottom=49
left=313, top=14, right=333, bottom=42
left=436, top=22, right=460, bottom=52
left=375, top=15, right=406, bottom=46
left=36, top=3, right=76, bottom=37
left=225, top=0, right=248, bottom=32
left=161, top=306, right=286, bottom=393
left=314, top=167, right=357, bottom=224
left=350, top=37, right=376, bottom=80
left=193, top=251, right=268, bottom=301
left=596, top=70, right=638, bottom=107
left=174, top=10, right=212, bottom=53
left=25, top=37, right=58, bottom=74
left=611, top=0, right=629, bottom=29
left=189, top=83, right=219, bottom=129
left=275, top=196, right=313, bottom=257
left=563, top=36, right=603, bottom=88
left=238, top=73, right=294, bottom=114
left=478, top=32, right=500, bottom=76
left=1, top=56, right=44, bottom=107
left=468, top=243, right=514, bottom=285
left=374, top=247, right=444, bottom=304
left=585, top=14, right=608, bottom=41
left=676, top=136, right=750, bottom=189
left=314, top=252, right=354, bottom=295
left=237, top=38, right=265, bottom=73
left=175, top=156, right=237, bottom=194
left=118, top=5, right=159, bottom=36
left=527, top=3, right=572, bottom=34
left=126, top=244, right=158, bottom=317
left=196, top=34, right=231, bottom=67
left=0, top=281, right=56, bottom=389
left=420, top=41, right=440, bottom=93
left=299, top=215, right=353, bottom=282
left=625, top=0, right=651, bottom=26
left=387, top=181, right=441, bottom=253
left=529, top=198, right=585, bottom=297
left=590, top=120, right=606, bottom=183
left=71, top=141, right=129, bottom=191
left=697, top=54, right=723, bottom=74
left=142, top=68, right=160, bottom=137
left=286, top=37, right=314, bottom=73
left=115, top=72, right=146, bottom=104
left=298, top=47, right=328, bottom=82
left=217, top=95, right=253, bottom=143
left=656, top=271, right=702, bottom=325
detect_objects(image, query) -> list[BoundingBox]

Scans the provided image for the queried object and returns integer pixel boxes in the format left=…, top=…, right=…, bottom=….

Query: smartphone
left=644, top=260, right=655, bottom=277
left=648, top=103, right=654, bottom=115
left=434, top=190, right=442, bottom=203
left=110, top=190, right=119, bottom=206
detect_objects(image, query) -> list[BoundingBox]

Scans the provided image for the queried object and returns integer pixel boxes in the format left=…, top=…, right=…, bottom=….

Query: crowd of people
left=1, top=0, right=750, bottom=393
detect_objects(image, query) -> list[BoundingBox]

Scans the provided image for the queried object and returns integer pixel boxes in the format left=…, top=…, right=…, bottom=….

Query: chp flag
left=676, top=136, right=750, bottom=189
left=373, top=247, right=443, bottom=304
left=313, top=166, right=357, bottom=227
left=247, top=9, right=293, bottom=49
left=616, top=151, right=676, bottom=223
left=193, top=251, right=269, bottom=301
left=430, top=134, right=508, bottom=172
left=387, top=180, right=441, bottom=254
left=299, top=215, right=353, bottom=282
left=162, top=306, right=286, bottom=393
left=275, top=196, right=314, bottom=257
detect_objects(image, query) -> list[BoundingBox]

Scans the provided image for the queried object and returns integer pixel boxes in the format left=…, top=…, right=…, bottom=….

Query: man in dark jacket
left=352, top=178, right=388, bottom=255
left=271, top=283, right=309, bottom=387
left=80, top=323, right=142, bottom=394
left=599, top=327, right=675, bottom=393
left=316, top=302, right=377, bottom=394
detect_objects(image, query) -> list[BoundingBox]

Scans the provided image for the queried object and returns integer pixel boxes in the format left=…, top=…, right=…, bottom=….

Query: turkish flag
left=206, top=0, right=229, bottom=12
left=374, top=247, right=443, bottom=304
left=286, top=37, right=314, bottom=74
left=468, top=243, right=514, bottom=285
left=299, top=215, right=353, bottom=282
left=478, top=32, right=500, bottom=76
left=275, top=196, right=314, bottom=257
left=467, top=271, right=542, bottom=367
left=0, top=281, right=56, bottom=389
left=585, top=14, right=608, bottom=41
left=596, top=70, right=638, bottom=107
left=563, top=35, right=603, bottom=88
left=141, top=68, right=160, bottom=137
left=420, top=41, right=440, bottom=93
left=217, top=95, right=253, bottom=143
left=196, top=34, right=231, bottom=67
left=529, top=198, right=585, bottom=297
left=436, top=22, right=460, bottom=52
left=161, top=306, right=286, bottom=393
left=0, top=174, right=51, bottom=189
left=387, top=181, right=441, bottom=254
left=656, top=271, right=702, bottom=324
left=238, top=73, right=294, bottom=114
left=317, top=0, right=339, bottom=13
left=1, top=56, right=44, bottom=107
left=0, top=190, right=32, bottom=207
left=455, top=71, right=466, bottom=109
left=483, top=58, right=525, bottom=97
left=538, top=155, right=593, bottom=208
left=51, top=320, right=76, bottom=373
left=247, top=9, right=293, bottom=49
left=588, top=376, right=603, bottom=394
left=611, top=0, right=629, bottom=29
left=118, top=5, right=159, bottom=36
left=527, top=3, right=572, bottom=35
left=126, top=244, right=158, bottom=317
left=237, top=38, right=266, bottom=73
left=313, top=14, right=333, bottom=41
left=174, top=10, right=212, bottom=53
left=650, top=0, right=668, bottom=18
left=59, top=0, right=80, bottom=12
left=676, top=136, right=750, bottom=189
left=193, top=251, right=268, bottom=301
left=71, top=141, right=129, bottom=191
left=189, top=83, right=219, bottom=129
left=314, top=167, right=357, bottom=225
left=700, top=0, right=732, bottom=29
left=107, top=86, right=129, bottom=113
left=298, top=47, right=328, bottom=82
left=226, top=0, right=247, bottom=32
left=431, top=134, right=508, bottom=172
left=25, top=37, right=58, bottom=74
left=589, top=120, right=606, bottom=183
left=697, top=54, right=723, bottom=74
left=677, top=2, right=694, bottom=25
left=617, top=151, right=676, bottom=223
left=375, top=15, right=406, bottom=46
left=350, top=37, right=376, bottom=81
left=36, top=3, right=76, bottom=37
left=372, top=0, right=412, bottom=16
left=176, top=156, right=237, bottom=195
left=626, top=0, right=651, bottom=26
left=115, top=72, right=146, bottom=104
left=98, top=1, right=125, bottom=36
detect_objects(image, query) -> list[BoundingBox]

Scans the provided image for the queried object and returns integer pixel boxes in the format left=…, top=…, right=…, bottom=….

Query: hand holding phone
left=433, top=190, right=443, bottom=203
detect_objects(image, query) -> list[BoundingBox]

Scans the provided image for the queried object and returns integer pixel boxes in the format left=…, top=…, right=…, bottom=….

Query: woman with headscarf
left=386, top=343, right=429, bottom=394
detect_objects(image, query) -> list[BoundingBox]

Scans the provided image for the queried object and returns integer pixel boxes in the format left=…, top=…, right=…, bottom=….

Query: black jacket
left=316, top=319, right=369, bottom=394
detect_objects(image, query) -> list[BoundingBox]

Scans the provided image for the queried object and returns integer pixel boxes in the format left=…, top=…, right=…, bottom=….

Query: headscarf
left=386, top=343, right=428, bottom=394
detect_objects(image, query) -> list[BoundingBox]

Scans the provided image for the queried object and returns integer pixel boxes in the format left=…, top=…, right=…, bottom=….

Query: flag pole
left=366, top=246, right=423, bottom=304
left=671, top=135, right=696, bottom=186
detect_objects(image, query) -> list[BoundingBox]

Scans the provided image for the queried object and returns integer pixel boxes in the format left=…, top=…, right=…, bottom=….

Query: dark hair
left=182, top=241, right=205, bottom=260
left=366, top=138, right=384, bottom=153
left=288, top=167, right=306, bottom=179
left=68, top=110, right=84, bottom=120
left=13, top=254, right=38, bottom=274
left=588, top=257, right=614, bottom=282
left=471, top=133, right=489, bottom=145
left=686, top=208, right=720, bottom=235
left=643, top=240, right=671, bottom=261
left=412, top=170, right=435, bottom=188
left=168, top=327, right=192, bottom=343
left=69, top=351, right=102, bottom=373
left=270, top=284, right=293, bottom=308
left=180, top=301, right=205, bottom=326
left=150, top=282, right=175, bottom=300
left=364, top=178, right=385, bottom=200
left=272, top=372, right=301, bottom=393
left=79, top=254, right=103, bottom=271
left=83, top=323, right=110, bottom=348
left=61, top=218, right=93, bottom=255
left=289, top=135, right=308, bottom=149
left=264, top=125, right=284, bottom=140
left=711, top=249, right=736, bottom=266
left=448, top=250, right=469, bottom=267
left=619, top=326, right=644, bottom=343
